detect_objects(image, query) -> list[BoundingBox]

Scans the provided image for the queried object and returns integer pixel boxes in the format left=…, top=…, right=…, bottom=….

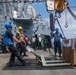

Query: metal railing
left=13, top=7, right=36, bottom=19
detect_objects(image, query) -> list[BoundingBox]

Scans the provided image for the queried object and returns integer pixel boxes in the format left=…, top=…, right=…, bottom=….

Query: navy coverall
left=53, top=32, right=63, bottom=57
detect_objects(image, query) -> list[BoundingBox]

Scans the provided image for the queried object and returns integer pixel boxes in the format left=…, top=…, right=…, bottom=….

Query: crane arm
left=67, top=5, right=76, bottom=20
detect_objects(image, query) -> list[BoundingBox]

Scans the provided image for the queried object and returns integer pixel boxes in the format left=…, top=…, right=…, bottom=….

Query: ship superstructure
left=0, top=0, right=50, bottom=37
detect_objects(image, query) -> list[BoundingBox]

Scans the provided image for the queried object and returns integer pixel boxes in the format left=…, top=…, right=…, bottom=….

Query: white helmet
left=39, top=34, right=41, bottom=36
left=33, top=34, right=35, bottom=36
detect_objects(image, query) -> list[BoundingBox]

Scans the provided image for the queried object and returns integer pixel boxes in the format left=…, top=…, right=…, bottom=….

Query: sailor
left=24, top=34, right=29, bottom=46
left=31, top=34, right=36, bottom=50
left=2, top=23, right=28, bottom=67
left=51, top=28, right=65, bottom=57
left=16, top=26, right=28, bottom=56
left=38, top=34, right=42, bottom=49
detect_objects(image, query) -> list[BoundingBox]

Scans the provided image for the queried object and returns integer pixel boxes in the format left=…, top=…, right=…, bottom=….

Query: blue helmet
left=5, top=23, right=12, bottom=29
left=55, top=28, right=59, bottom=31
left=24, top=34, right=27, bottom=36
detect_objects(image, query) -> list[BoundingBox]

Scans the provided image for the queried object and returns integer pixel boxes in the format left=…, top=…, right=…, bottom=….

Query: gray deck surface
left=0, top=49, right=76, bottom=75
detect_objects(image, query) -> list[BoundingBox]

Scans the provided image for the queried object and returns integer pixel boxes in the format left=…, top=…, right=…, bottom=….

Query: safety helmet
left=5, top=22, right=12, bottom=29
left=39, top=34, right=41, bottom=36
left=18, top=26, right=22, bottom=30
left=24, top=34, right=27, bottom=36
left=33, top=34, right=35, bottom=36
left=55, top=28, right=59, bottom=31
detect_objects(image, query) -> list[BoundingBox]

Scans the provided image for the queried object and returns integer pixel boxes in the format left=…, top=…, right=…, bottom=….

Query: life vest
left=24, top=36, right=28, bottom=42
left=2, top=30, right=13, bottom=46
left=17, top=31, right=24, bottom=42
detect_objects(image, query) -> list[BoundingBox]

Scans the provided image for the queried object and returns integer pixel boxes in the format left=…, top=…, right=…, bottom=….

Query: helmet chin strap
left=7, top=28, right=12, bottom=31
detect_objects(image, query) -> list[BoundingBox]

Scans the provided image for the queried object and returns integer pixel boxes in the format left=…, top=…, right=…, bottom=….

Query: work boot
left=54, top=55, right=56, bottom=57
left=54, top=53, right=57, bottom=57
left=59, top=55, right=61, bottom=57
left=23, top=52, right=28, bottom=57
left=23, top=54, right=28, bottom=57
left=8, top=63, right=14, bottom=67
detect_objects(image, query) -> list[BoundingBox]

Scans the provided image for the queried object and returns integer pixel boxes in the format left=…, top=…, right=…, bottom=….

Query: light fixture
left=45, top=0, right=55, bottom=11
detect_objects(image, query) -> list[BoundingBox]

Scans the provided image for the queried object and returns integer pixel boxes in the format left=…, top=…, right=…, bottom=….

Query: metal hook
left=58, top=14, right=61, bottom=18
left=55, top=12, right=61, bottom=18
left=65, top=22, right=68, bottom=28
left=65, top=25, right=68, bottom=28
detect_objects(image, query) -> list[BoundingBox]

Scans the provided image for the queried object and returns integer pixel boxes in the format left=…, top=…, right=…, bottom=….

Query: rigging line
left=53, top=17, right=56, bottom=27
left=65, top=6, right=68, bottom=28
left=65, top=7, right=67, bottom=22
left=56, top=18, right=66, bottom=38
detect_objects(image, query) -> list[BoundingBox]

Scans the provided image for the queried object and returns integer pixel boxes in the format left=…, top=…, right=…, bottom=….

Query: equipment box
left=62, top=39, right=76, bottom=65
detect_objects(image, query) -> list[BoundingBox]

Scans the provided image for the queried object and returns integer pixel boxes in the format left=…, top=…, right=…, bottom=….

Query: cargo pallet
left=27, top=46, right=71, bottom=67
left=40, top=55, right=71, bottom=67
